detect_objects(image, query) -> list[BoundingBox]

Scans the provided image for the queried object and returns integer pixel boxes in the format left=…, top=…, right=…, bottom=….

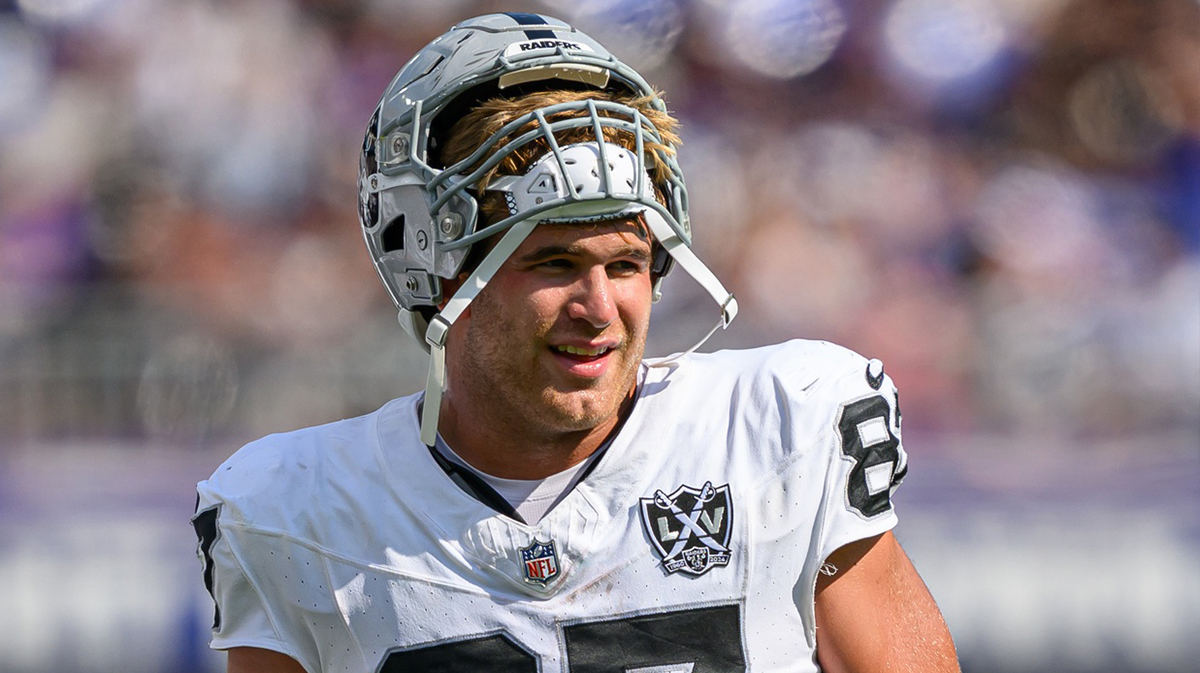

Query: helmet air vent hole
left=381, top=215, right=405, bottom=252
left=416, top=55, right=444, bottom=82
left=564, top=158, right=576, bottom=165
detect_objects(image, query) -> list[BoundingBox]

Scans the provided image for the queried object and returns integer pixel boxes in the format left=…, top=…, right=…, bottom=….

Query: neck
left=436, top=387, right=634, bottom=480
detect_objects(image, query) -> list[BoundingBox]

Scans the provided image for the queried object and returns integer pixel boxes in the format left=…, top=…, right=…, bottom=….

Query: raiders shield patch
left=640, top=481, right=733, bottom=576
left=519, top=539, right=560, bottom=587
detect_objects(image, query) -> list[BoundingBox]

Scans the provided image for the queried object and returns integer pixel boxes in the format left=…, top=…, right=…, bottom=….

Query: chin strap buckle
left=720, top=294, right=738, bottom=328
left=420, top=314, right=453, bottom=446
left=425, top=314, right=451, bottom=350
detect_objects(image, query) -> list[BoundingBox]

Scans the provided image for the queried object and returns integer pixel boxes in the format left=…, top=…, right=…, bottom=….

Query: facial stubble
left=453, top=287, right=646, bottom=440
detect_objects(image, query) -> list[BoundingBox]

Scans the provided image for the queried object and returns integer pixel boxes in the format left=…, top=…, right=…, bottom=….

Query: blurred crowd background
left=0, top=0, right=1196, bottom=672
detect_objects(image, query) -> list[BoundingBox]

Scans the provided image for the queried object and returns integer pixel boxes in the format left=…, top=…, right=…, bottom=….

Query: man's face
left=445, top=217, right=654, bottom=436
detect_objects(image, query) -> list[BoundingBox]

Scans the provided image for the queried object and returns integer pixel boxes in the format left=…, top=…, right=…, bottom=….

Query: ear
left=437, top=273, right=470, bottom=316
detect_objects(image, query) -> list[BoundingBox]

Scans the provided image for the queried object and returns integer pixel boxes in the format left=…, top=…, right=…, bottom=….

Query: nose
left=566, top=265, right=618, bottom=329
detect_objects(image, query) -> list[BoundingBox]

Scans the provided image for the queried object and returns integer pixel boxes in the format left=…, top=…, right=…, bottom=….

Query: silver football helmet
left=358, top=13, right=737, bottom=444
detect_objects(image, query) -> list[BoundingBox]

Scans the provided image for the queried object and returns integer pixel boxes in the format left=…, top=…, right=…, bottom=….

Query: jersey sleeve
left=193, top=469, right=325, bottom=672
left=811, top=351, right=908, bottom=565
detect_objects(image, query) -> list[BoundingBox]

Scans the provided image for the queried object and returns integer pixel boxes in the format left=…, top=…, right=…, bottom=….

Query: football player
left=194, top=12, right=960, bottom=673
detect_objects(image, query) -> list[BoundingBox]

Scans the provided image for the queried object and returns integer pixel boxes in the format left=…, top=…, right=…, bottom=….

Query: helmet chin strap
left=416, top=142, right=738, bottom=447
left=637, top=209, right=738, bottom=367
left=419, top=216, right=540, bottom=446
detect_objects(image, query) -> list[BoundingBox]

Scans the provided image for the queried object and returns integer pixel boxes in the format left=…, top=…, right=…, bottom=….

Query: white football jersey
left=193, top=339, right=907, bottom=672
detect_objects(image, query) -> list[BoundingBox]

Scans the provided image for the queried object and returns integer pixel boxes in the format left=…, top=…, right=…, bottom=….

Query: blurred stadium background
left=0, top=0, right=1196, bottom=671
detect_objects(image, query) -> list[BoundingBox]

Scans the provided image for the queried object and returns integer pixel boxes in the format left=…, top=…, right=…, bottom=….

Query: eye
left=608, top=259, right=647, bottom=275
left=536, top=258, right=574, bottom=271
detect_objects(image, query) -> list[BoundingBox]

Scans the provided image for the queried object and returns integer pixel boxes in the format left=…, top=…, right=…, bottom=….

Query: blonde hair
left=440, top=88, right=682, bottom=226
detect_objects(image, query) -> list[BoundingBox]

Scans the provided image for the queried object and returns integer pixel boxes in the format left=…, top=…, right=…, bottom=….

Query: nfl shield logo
left=640, top=481, right=733, bottom=576
left=519, top=539, right=560, bottom=587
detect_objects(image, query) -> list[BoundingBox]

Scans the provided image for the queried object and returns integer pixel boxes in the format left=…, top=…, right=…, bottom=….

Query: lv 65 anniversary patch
left=640, top=481, right=732, bottom=576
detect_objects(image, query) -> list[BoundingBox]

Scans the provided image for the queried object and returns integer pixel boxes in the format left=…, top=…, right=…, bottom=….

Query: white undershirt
left=435, top=436, right=600, bottom=523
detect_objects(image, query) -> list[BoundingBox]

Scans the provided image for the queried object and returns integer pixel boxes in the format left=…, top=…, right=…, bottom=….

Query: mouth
left=551, top=344, right=613, bottom=359
left=548, top=342, right=618, bottom=377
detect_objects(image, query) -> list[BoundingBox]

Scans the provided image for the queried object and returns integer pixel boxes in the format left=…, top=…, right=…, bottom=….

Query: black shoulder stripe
left=504, top=12, right=556, bottom=40
left=192, top=504, right=222, bottom=630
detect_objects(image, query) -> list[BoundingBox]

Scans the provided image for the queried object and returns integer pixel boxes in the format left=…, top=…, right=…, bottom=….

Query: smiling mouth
left=552, top=344, right=613, bottom=359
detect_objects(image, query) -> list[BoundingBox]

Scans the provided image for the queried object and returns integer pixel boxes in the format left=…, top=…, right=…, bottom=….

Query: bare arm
left=227, top=647, right=308, bottom=673
left=814, top=531, right=960, bottom=673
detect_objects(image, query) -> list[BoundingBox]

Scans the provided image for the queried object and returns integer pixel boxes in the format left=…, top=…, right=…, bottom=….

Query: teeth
left=555, top=345, right=610, bottom=357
